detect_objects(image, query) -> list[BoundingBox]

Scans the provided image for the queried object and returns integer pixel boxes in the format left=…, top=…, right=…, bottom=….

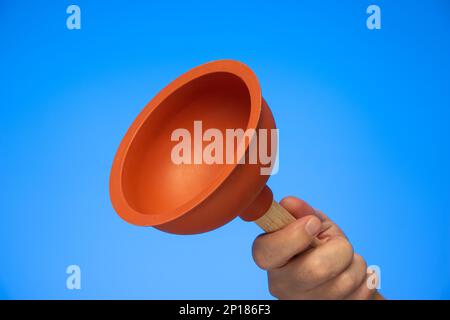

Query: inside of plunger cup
left=121, top=72, right=252, bottom=216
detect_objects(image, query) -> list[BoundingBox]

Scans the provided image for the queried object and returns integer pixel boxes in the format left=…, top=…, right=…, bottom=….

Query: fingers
left=253, top=196, right=323, bottom=270
left=304, top=254, right=367, bottom=299
left=279, top=197, right=317, bottom=219
left=252, top=215, right=322, bottom=270
left=314, top=209, right=347, bottom=240
left=279, top=197, right=346, bottom=240
left=345, top=271, right=379, bottom=300
left=269, top=236, right=354, bottom=292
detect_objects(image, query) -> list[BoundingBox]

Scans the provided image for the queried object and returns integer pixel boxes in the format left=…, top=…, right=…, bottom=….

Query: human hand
left=252, top=196, right=379, bottom=300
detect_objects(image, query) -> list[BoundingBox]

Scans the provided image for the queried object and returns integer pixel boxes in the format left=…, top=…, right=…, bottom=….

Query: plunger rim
left=110, top=60, right=262, bottom=226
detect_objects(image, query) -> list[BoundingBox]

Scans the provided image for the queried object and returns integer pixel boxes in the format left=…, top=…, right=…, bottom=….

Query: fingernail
left=305, top=217, right=321, bottom=236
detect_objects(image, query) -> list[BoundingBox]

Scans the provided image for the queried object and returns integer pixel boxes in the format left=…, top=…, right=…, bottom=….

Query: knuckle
left=252, top=239, right=271, bottom=270
left=354, top=254, right=367, bottom=272
left=252, top=252, right=270, bottom=270
left=339, top=271, right=359, bottom=294
left=307, top=256, right=329, bottom=281
left=341, top=238, right=354, bottom=256
left=338, top=238, right=354, bottom=264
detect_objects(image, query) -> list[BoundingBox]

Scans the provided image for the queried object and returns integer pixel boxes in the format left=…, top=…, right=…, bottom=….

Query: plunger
left=110, top=60, right=318, bottom=237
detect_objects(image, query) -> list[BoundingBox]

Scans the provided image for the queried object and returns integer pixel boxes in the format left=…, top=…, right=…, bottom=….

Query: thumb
left=252, top=215, right=322, bottom=270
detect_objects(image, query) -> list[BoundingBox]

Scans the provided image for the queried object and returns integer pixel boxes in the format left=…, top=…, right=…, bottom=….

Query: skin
left=252, top=196, right=382, bottom=300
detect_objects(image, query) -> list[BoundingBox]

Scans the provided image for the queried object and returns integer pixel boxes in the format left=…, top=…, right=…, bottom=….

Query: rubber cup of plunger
left=110, top=60, right=277, bottom=234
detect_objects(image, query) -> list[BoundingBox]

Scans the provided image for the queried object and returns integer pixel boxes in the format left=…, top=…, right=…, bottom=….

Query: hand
left=252, top=196, right=379, bottom=300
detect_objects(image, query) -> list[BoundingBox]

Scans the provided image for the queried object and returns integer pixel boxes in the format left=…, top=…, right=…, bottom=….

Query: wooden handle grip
left=254, top=201, right=322, bottom=247
left=254, top=201, right=296, bottom=232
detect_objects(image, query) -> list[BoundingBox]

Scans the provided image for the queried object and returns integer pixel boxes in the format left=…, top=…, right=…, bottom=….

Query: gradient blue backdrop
left=1, top=0, right=449, bottom=299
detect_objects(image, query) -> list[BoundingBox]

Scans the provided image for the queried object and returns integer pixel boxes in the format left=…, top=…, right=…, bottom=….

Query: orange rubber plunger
left=110, top=60, right=278, bottom=234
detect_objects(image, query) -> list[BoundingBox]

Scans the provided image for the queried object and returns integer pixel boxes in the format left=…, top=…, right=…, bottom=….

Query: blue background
left=1, top=0, right=449, bottom=299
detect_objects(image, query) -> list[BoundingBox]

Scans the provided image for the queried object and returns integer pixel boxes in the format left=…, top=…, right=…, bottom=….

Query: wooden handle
left=254, top=201, right=322, bottom=247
